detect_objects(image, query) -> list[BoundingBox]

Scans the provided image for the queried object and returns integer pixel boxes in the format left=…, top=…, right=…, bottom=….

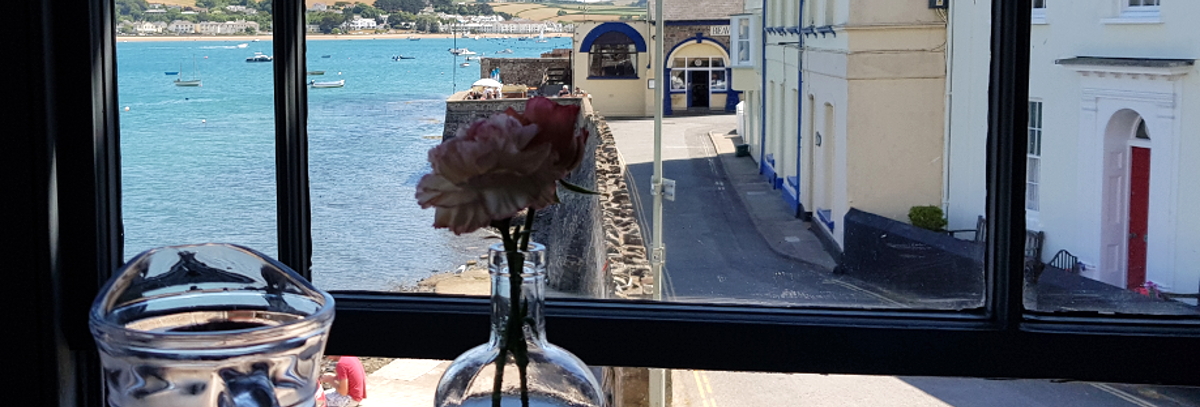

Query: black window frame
left=16, top=1, right=1200, bottom=405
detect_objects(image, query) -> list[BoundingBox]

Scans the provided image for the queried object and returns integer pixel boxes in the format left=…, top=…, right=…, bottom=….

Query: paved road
left=670, top=369, right=1199, bottom=407
left=606, top=115, right=1199, bottom=407
left=607, top=116, right=892, bottom=307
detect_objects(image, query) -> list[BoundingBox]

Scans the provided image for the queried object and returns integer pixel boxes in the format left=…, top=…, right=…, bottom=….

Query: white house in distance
left=947, top=0, right=1200, bottom=297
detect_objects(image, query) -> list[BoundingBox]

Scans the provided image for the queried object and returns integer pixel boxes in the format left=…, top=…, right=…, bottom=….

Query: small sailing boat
left=536, top=27, right=547, bottom=43
left=174, top=56, right=201, bottom=87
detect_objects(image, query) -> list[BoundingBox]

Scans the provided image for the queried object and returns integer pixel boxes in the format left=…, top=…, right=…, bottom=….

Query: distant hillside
left=147, top=0, right=646, bottom=21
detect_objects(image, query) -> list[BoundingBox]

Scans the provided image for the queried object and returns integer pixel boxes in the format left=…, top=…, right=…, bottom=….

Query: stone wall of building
left=478, top=57, right=571, bottom=91
left=664, top=24, right=731, bottom=51
left=442, top=93, right=582, bottom=139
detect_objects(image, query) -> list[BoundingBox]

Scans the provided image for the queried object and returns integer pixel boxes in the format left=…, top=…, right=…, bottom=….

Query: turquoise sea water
left=117, top=36, right=572, bottom=291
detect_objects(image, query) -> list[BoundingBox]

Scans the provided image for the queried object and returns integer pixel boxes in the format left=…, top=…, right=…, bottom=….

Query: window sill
left=1101, top=15, right=1162, bottom=25
left=586, top=76, right=640, bottom=80
left=1031, top=16, right=1047, bottom=25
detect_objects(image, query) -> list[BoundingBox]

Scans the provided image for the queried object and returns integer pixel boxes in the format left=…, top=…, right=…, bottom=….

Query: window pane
left=303, top=24, right=575, bottom=291
left=671, top=70, right=687, bottom=91
left=710, top=71, right=726, bottom=90
left=1025, top=1, right=1199, bottom=315
left=737, top=40, right=751, bottom=63
left=118, top=19, right=277, bottom=261
left=589, top=44, right=638, bottom=77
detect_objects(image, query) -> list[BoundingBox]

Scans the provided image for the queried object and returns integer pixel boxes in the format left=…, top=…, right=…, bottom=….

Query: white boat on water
left=460, top=62, right=470, bottom=67
left=449, top=48, right=476, bottom=55
left=246, top=52, right=272, bottom=62
left=466, top=56, right=481, bottom=61
left=496, top=49, right=514, bottom=54
left=174, top=56, right=201, bottom=87
left=236, top=43, right=249, bottom=48
left=310, top=79, right=344, bottom=88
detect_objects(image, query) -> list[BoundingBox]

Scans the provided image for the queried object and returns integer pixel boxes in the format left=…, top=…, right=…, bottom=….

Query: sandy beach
left=117, top=32, right=573, bottom=42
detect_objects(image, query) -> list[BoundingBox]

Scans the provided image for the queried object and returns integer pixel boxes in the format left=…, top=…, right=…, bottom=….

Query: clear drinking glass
left=90, top=243, right=335, bottom=407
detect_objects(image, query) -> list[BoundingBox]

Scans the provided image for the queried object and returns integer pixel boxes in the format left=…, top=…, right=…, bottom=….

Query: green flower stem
left=519, top=209, right=536, bottom=251
left=494, top=217, right=532, bottom=407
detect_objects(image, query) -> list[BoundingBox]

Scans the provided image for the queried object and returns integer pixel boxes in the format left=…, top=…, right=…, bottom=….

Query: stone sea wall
left=442, top=93, right=582, bottom=140
left=432, top=97, right=655, bottom=406
left=435, top=97, right=652, bottom=299
left=477, top=57, right=571, bottom=91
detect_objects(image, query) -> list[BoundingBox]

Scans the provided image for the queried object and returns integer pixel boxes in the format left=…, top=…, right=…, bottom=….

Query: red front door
left=1126, top=147, right=1150, bottom=290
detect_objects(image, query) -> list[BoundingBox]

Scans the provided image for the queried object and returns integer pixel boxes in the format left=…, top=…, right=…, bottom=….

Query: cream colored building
left=571, top=0, right=744, bottom=117
left=947, top=0, right=1200, bottom=296
left=741, top=0, right=947, bottom=248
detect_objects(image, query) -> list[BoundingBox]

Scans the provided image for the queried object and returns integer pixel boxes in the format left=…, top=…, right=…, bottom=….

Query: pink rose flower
left=416, top=97, right=588, bottom=235
left=506, top=96, right=589, bottom=173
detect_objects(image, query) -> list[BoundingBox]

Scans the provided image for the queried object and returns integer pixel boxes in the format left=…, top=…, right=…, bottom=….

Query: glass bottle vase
left=434, top=242, right=606, bottom=407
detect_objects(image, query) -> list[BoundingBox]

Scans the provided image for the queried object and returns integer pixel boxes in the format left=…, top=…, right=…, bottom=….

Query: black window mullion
left=986, top=0, right=1031, bottom=329
left=273, top=0, right=313, bottom=279
left=329, top=294, right=1200, bottom=386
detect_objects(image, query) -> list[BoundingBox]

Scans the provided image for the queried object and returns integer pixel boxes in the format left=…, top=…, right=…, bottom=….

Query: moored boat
left=246, top=52, right=272, bottom=62
left=310, top=79, right=344, bottom=88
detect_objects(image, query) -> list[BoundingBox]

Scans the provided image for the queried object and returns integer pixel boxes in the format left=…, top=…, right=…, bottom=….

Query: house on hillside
left=168, top=20, right=196, bottom=34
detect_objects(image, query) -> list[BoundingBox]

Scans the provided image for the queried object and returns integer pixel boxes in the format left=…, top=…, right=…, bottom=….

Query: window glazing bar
left=986, top=0, right=1031, bottom=329
left=273, top=0, right=313, bottom=279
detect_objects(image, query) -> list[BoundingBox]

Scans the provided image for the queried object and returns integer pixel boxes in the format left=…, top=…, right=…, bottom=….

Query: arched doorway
left=666, top=41, right=729, bottom=113
left=1100, top=109, right=1152, bottom=290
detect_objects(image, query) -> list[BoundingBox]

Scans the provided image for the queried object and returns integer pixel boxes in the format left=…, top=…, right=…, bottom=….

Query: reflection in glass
left=710, top=71, right=726, bottom=90
left=671, top=70, right=687, bottom=91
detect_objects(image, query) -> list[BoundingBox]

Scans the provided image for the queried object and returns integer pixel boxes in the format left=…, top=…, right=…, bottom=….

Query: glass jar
left=434, top=242, right=606, bottom=407
left=89, top=243, right=335, bottom=407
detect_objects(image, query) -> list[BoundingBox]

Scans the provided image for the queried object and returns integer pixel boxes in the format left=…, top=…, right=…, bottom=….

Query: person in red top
left=321, top=355, right=366, bottom=407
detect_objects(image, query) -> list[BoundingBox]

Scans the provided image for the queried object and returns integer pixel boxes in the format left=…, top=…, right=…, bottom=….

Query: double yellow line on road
left=691, top=370, right=718, bottom=407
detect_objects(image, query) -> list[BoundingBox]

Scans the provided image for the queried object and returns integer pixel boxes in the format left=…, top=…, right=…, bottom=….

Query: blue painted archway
left=578, top=22, right=648, bottom=53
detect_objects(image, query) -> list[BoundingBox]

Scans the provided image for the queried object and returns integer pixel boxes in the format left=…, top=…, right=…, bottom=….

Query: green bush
left=908, top=205, right=947, bottom=232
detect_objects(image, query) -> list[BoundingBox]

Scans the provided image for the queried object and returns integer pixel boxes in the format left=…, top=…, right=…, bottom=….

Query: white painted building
left=343, top=17, right=378, bottom=31
left=947, top=0, right=1200, bottom=296
left=739, top=0, right=947, bottom=249
left=167, top=20, right=196, bottom=34
left=133, top=21, right=162, bottom=34
left=197, top=20, right=260, bottom=34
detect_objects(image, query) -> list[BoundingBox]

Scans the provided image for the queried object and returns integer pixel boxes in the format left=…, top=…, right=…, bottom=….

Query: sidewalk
left=704, top=130, right=839, bottom=271
left=361, top=358, right=450, bottom=406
